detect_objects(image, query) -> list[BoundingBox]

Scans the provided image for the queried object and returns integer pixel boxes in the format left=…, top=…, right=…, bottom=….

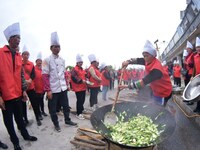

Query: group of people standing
left=182, top=37, right=200, bottom=112
left=1, top=21, right=199, bottom=150
left=159, top=37, right=200, bottom=113
left=0, top=22, right=118, bottom=150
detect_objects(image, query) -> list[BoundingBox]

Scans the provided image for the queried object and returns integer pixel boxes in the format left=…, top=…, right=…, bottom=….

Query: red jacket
left=163, top=66, right=169, bottom=75
left=145, top=58, right=172, bottom=97
left=131, top=69, right=137, bottom=80
left=88, top=64, right=101, bottom=88
left=101, top=69, right=110, bottom=86
left=123, top=70, right=129, bottom=81
left=194, top=54, right=200, bottom=76
left=34, top=66, right=44, bottom=94
left=23, top=60, right=35, bottom=90
left=70, top=65, right=87, bottom=92
left=173, top=66, right=181, bottom=78
left=0, top=45, right=22, bottom=101
left=185, top=52, right=194, bottom=75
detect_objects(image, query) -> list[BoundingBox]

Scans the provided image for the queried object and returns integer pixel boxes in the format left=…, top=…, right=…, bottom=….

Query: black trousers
left=48, top=90, right=70, bottom=127
left=195, top=101, right=200, bottom=110
left=35, top=93, right=45, bottom=113
left=22, top=100, right=28, bottom=122
left=89, top=87, right=99, bottom=107
left=27, top=89, right=41, bottom=121
left=75, top=90, right=86, bottom=115
left=174, top=77, right=181, bottom=87
left=184, top=74, right=192, bottom=87
left=2, top=98, right=30, bottom=146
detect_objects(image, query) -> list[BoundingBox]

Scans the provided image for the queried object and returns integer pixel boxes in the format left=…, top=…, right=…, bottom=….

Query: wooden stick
left=78, top=129, right=106, bottom=145
left=74, top=136, right=105, bottom=146
left=111, top=67, right=125, bottom=112
left=78, top=127, right=98, bottom=134
left=70, top=140, right=105, bottom=150
left=76, top=135, right=103, bottom=140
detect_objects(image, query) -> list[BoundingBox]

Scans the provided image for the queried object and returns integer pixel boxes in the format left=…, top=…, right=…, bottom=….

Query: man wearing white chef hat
left=0, top=22, right=37, bottom=150
left=42, top=32, right=77, bottom=132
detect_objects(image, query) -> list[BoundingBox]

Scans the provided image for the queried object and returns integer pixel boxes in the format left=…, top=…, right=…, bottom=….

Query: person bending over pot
left=120, top=40, right=172, bottom=107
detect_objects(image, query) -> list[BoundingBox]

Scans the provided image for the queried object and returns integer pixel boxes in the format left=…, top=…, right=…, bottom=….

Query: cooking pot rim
left=182, top=74, right=200, bottom=101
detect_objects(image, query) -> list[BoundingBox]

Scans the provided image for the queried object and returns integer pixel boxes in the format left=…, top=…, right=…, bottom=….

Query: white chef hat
left=4, top=22, right=20, bottom=41
left=22, top=45, right=29, bottom=54
left=183, top=49, right=188, bottom=57
left=36, top=51, right=42, bottom=60
left=142, top=40, right=157, bottom=57
left=51, top=32, right=60, bottom=46
left=195, top=37, right=200, bottom=47
left=173, top=60, right=177, bottom=65
left=76, top=54, right=83, bottom=63
left=163, top=60, right=167, bottom=66
left=88, top=54, right=97, bottom=63
left=186, top=41, right=193, bottom=49
left=99, top=62, right=106, bottom=70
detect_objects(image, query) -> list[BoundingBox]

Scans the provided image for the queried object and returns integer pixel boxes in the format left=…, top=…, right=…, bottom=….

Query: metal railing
left=161, top=1, right=200, bottom=61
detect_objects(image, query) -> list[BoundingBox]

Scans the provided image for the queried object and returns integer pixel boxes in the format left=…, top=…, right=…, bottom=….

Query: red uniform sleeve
left=42, top=74, right=51, bottom=91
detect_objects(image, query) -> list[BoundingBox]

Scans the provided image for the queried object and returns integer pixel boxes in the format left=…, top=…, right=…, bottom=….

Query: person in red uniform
left=70, top=54, right=87, bottom=119
left=131, top=68, right=138, bottom=84
left=122, top=69, right=129, bottom=85
left=87, top=54, right=102, bottom=111
left=120, top=40, right=172, bottom=107
left=34, top=52, right=48, bottom=117
left=185, top=41, right=195, bottom=85
left=184, top=41, right=195, bottom=105
left=100, top=63, right=111, bottom=101
left=117, top=69, right=122, bottom=84
left=22, top=45, right=42, bottom=126
left=0, top=22, right=37, bottom=150
left=162, top=61, right=169, bottom=75
left=173, top=60, right=181, bottom=87
left=192, top=37, right=200, bottom=113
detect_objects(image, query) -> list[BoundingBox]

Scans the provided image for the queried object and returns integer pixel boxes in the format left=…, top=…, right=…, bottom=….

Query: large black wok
left=90, top=101, right=176, bottom=149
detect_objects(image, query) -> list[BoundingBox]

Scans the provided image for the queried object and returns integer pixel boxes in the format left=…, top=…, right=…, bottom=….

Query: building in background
left=161, top=0, right=200, bottom=65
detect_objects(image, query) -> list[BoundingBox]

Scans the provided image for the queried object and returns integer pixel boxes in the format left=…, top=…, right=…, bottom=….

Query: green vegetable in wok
left=105, top=113, right=164, bottom=147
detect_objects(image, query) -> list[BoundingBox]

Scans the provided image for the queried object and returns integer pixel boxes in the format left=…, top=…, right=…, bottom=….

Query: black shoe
left=0, top=141, right=8, bottom=149
left=65, top=120, right=77, bottom=126
left=14, top=145, right=21, bottom=150
left=24, top=136, right=37, bottom=141
left=42, top=112, right=48, bottom=116
left=24, top=119, right=29, bottom=127
left=187, top=102, right=194, bottom=105
left=37, top=120, right=42, bottom=126
left=193, top=108, right=200, bottom=114
left=55, top=125, right=61, bottom=132
left=38, top=115, right=43, bottom=120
